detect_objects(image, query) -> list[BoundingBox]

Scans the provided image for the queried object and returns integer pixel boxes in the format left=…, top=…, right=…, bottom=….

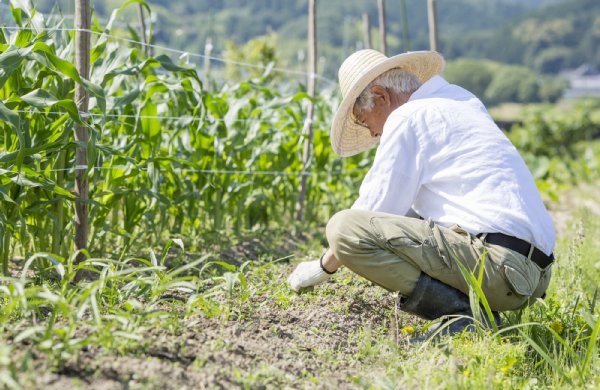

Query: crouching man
left=288, top=49, right=554, bottom=338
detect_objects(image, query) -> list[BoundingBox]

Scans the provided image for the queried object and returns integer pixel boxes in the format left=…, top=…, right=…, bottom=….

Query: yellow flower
left=463, top=370, right=471, bottom=377
left=400, top=326, right=415, bottom=335
left=501, top=367, right=509, bottom=373
left=549, top=320, right=563, bottom=334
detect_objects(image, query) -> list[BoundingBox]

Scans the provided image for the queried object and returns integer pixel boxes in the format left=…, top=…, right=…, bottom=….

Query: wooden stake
left=362, top=12, right=371, bottom=49
left=427, top=0, right=438, bottom=51
left=204, top=37, right=213, bottom=83
left=74, top=0, right=90, bottom=280
left=378, top=0, right=387, bottom=55
left=296, top=0, right=317, bottom=221
left=400, top=0, right=411, bottom=51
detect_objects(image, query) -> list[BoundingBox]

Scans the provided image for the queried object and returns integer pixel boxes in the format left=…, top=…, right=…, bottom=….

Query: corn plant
left=0, top=2, right=372, bottom=272
left=0, top=9, right=101, bottom=272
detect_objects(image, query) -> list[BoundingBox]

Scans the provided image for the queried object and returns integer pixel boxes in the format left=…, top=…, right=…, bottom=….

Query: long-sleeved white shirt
left=352, top=76, right=555, bottom=255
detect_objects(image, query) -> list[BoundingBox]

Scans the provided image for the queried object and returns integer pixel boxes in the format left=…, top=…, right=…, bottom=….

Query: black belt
left=478, top=233, right=554, bottom=269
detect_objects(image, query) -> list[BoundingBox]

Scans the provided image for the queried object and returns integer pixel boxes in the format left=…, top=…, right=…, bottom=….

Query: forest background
left=22, top=0, right=600, bottom=106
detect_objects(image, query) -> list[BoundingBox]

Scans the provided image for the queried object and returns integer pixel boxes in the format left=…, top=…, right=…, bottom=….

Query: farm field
left=1, top=2, right=600, bottom=389
left=1, top=181, right=599, bottom=389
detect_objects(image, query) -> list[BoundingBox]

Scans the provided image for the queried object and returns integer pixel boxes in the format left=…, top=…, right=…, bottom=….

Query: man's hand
left=287, top=260, right=331, bottom=291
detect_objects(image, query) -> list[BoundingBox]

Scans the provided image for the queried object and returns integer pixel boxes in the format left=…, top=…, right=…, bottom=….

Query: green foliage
left=514, top=0, right=600, bottom=70
left=534, top=46, right=571, bottom=74
left=0, top=3, right=371, bottom=269
left=223, top=33, right=279, bottom=82
left=507, top=100, right=600, bottom=200
left=514, top=17, right=576, bottom=52
left=443, top=58, right=497, bottom=100
left=0, top=5, right=105, bottom=272
left=511, top=108, right=596, bottom=159
left=485, top=66, right=539, bottom=105
left=538, top=75, right=569, bottom=103
left=445, top=58, right=568, bottom=106
left=1, top=216, right=599, bottom=388
left=501, top=213, right=600, bottom=386
left=32, top=0, right=600, bottom=80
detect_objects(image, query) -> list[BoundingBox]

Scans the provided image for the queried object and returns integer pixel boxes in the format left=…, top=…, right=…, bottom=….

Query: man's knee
left=326, top=209, right=365, bottom=245
left=325, top=209, right=370, bottom=260
left=326, top=209, right=350, bottom=240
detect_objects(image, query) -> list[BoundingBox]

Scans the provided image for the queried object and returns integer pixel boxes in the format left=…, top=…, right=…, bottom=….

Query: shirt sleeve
left=351, top=115, right=423, bottom=215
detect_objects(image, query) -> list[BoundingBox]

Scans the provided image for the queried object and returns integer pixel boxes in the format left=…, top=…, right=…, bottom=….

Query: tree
left=223, top=33, right=279, bottom=82
left=484, top=66, right=539, bottom=105
left=533, top=47, right=572, bottom=74
left=537, top=75, right=568, bottom=103
left=444, top=58, right=496, bottom=99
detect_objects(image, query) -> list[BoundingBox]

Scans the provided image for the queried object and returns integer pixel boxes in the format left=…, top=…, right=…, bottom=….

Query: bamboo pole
left=377, top=0, right=387, bottom=55
left=296, top=0, right=317, bottom=221
left=400, top=0, right=411, bottom=51
left=362, top=12, right=371, bottom=49
left=204, top=37, right=213, bottom=83
left=427, top=0, right=438, bottom=51
left=74, top=0, right=90, bottom=280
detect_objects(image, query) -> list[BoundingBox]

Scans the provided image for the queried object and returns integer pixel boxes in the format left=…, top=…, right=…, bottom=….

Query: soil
left=35, top=277, right=403, bottom=390
left=9, top=183, right=600, bottom=389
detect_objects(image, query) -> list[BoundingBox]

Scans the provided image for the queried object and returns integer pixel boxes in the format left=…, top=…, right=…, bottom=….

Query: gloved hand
left=287, top=260, right=332, bottom=291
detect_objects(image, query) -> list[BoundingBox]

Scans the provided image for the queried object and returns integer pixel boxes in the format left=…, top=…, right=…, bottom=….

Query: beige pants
left=326, top=209, right=552, bottom=311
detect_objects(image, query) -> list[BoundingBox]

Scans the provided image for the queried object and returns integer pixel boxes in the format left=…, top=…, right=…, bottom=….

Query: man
left=287, top=49, right=555, bottom=338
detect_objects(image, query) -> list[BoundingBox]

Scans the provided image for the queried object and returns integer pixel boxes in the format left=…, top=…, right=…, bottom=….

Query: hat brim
left=331, top=51, right=445, bottom=157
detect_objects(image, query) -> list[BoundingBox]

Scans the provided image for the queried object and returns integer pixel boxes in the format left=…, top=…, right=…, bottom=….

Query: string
left=1, top=26, right=337, bottom=86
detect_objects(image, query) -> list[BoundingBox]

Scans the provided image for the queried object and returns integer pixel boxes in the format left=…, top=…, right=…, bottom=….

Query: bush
left=533, top=46, right=572, bottom=74
left=508, top=100, right=600, bottom=198
left=484, top=66, right=540, bottom=105
left=444, top=58, right=496, bottom=99
left=537, top=75, right=569, bottom=103
left=445, top=59, right=568, bottom=106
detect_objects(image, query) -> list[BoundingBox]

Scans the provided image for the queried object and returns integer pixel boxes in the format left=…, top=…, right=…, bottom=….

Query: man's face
left=353, top=85, right=403, bottom=138
left=353, top=104, right=387, bottom=138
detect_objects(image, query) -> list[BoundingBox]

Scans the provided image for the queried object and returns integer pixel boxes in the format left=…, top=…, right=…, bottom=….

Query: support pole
left=74, top=0, right=90, bottom=280
left=204, top=37, right=213, bottom=83
left=362, top=12, right=371, bottom=49
left=296, top=0, right=317, bottom=221
left=400, top=0, right=411, bottom=51
left=377, top=0, right=387, bottom=55
left=427, top=0, right=438, bottom=51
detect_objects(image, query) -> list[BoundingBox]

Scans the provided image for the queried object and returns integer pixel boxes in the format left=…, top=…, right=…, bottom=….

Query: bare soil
left=11, top=183, right=600, bottom=389
left=35, top=277, right=402, bottom=390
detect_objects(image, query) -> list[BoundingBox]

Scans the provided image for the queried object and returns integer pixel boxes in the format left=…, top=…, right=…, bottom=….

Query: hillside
left=26, top=0, right=595, bottom=77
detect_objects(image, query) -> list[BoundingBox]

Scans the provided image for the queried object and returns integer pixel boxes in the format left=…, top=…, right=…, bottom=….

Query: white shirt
left=352, top=76, right=555, bottom=255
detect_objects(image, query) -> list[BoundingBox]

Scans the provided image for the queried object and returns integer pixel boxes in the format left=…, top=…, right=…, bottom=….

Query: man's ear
left=370, top=85, right=390, bottom=106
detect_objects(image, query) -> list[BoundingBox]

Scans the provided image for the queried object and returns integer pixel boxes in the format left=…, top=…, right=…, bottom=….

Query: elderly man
left=288, top=49, right=555, bottom=338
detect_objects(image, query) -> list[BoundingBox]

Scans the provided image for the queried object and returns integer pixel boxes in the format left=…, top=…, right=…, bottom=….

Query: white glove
left=287, top=260, right=332, bottom=291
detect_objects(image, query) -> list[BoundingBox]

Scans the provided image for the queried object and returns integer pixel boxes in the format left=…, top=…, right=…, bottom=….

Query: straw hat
left=331, top=49, right=445, bottom=157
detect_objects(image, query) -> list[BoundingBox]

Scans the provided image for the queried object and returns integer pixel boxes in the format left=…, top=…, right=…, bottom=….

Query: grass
left=0, top=184, right=599, bottom=389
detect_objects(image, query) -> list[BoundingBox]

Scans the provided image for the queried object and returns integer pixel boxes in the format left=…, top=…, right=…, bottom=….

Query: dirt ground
left=12, top=183, right=600, bottom=389
left=37, top=281, right=401, bottom=390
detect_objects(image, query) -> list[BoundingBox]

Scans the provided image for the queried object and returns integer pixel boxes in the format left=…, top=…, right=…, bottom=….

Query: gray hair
left=355, top=69, right=422, bottom=112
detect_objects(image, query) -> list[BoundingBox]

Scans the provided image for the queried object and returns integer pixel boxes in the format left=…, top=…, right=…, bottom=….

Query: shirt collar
left=409, top=75, right=448, bottom=101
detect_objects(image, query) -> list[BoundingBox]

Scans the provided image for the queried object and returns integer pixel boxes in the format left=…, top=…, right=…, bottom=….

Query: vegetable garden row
left=0, top=4, right=375, bottom=274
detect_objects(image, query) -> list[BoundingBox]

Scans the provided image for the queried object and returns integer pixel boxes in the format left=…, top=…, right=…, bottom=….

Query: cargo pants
left=326, top=209, right=552, bottom=311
